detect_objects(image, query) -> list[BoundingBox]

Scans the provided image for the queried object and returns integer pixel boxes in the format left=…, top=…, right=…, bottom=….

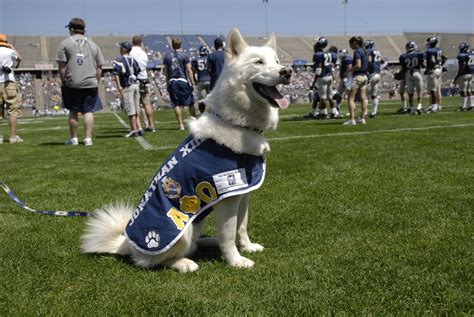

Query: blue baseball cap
left=117, top=41, right=132, bottom=51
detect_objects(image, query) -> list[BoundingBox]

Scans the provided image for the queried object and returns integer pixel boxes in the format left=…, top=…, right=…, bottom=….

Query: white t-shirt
left=0, top=46, right=18, bottom=83
left=129, top=46, right=149, bottom=81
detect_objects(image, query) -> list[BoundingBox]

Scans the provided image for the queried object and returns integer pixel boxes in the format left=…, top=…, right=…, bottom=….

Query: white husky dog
left=81, top=28, right=292, bottom=272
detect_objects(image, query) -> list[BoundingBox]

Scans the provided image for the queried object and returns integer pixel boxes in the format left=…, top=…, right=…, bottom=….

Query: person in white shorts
left=312, top=38, right=340, bottom=119
left=334, top=49, right=352, bottom=113
left=424, top=36, right=446, bottom=113
left=400, top=41, right=425, bottom=115
left=365, top=40, right=384, bottom=118
left=453, top=43, right=473, bottom=111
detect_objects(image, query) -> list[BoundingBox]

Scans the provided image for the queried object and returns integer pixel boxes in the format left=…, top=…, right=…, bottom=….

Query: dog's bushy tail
left=80, top=202, right=134, bottom=255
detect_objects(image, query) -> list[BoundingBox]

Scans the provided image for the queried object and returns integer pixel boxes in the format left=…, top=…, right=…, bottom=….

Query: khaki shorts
left=139, top=81, right=151, bottom=106
left=351, top=75, right=368, bottom=91
left=457, top=74, right=472, bottom=93
left=367, top=73, right=381, bottom=98
left=196, top=81, right=210, bottom=100
left=0, top=81, right=20, bottom=117
left=405, top=71, right=423, bottom=94
left=426, top=68, right=442, bottom=91
left=122, top=84, right=140, bottom=116
left=316, top=75, right=333, bottom=99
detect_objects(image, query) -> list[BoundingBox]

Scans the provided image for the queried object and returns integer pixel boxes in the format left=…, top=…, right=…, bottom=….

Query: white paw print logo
left=145, top=231, right=160, bottom=249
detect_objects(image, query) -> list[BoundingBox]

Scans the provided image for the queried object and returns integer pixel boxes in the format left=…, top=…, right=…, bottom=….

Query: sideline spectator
left=130, top=35, right=155, bottom=132
left=58, top=18, right=105, bottom=146
left=207, top=37, right=225, bottom=91
left=163, top=38, right=195, bottom=130
left=343, top=36, right=368, bottom=125
left=0, top=34, right=23, bottom=143
left=113, top=41, right=142, bottom=138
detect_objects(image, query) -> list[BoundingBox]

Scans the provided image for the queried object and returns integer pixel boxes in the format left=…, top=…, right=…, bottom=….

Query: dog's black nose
left=279, top=67, right=292, bottom=80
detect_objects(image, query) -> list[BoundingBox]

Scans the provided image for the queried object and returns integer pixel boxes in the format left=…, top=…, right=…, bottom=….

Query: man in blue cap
left=113, top=41, right=142, bottom=137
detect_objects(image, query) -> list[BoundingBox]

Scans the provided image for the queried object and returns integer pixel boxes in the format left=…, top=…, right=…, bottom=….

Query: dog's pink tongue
left=268, top=87, right=290, bottom=109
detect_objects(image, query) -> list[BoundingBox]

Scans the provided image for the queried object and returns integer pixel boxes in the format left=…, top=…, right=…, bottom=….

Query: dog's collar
left=209, top=111, right=263, bottom=135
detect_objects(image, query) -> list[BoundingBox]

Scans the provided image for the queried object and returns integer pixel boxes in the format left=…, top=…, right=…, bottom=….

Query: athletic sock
left=461, top=97, right=468, bottom=109
left=330, top=107, right=337, bottom=115
left=470, top=96, right=474, bottom=108
left=401, top=100, right=406, bottom=109
left=320, top=108, right=328, bottom=115
left=371, top=99, right=379, bottom=115
left=311, top=107, right=318, bottom=115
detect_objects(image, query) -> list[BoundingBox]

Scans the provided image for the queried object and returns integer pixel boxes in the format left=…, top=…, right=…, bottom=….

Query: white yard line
left=140, top=122, right=474, bottom=152
left=16, top=126, right=68, bottom=132
left=113, top=112, right=153, bottom=150
left=267, top=123, right=474, bottom=142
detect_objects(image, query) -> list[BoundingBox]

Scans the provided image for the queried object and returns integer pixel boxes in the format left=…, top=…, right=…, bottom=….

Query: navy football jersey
left=400, top=51, right=424, bottom=72
left=425, top=47, right=443, bottom=73
left=457, top=52, right=474, bottom=74
left=339, top=56, right=353, bottom=78
left=352, top=47, right=368, bottom=76
left=367, top=48, right=382, bottom=74
left=191, top=56, right=211, bottom=83
left=313, top=51, right=337, bottom=77
left=163, top=50, right=190, bottom=80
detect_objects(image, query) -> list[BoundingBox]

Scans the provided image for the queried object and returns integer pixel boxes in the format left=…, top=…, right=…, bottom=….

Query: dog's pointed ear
left=226, top=28, right=248, bottom=61
left=265, top=32, right=277, bottom=51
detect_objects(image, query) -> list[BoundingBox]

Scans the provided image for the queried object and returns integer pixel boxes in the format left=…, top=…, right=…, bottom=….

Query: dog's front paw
left=241, top=243, right=264, bottom=253
left=166, top=258, right=199, bottom=273
left=228, top=256, right=254, bottom=269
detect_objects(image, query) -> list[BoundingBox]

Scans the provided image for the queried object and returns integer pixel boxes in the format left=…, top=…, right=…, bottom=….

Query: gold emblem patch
left=179, top=195, right=201, bottom=214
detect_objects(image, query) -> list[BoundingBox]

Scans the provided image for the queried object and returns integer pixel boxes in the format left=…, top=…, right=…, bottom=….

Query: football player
left=191, top=45, right=211, bottom=113
left=365, top=40, right=384, bottom=118
left=335, top=48, right=352, bottom=112
left=425, top=36, right=447, bottom=113
left=312, top=38, right=339, bottom=119
left=452, top=43, right=473, bottom=111
left=399, top=41, right=425, bottom=115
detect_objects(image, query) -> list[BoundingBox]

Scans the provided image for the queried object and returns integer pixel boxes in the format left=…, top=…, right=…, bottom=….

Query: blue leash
left=0, top=180, right=89, bottom=217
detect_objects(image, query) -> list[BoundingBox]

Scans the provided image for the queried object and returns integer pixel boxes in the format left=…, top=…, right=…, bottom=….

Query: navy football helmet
left=314, top=37, right=328, bottom=50
left=364, top=40, right=374, bottom=50
left=426, top=36, right=438, bottom=48
left=199, top=45, right=209, bottom=56
left=406, top=41, right=417, bottom=52
left=459, top=42, right=469, bottom=53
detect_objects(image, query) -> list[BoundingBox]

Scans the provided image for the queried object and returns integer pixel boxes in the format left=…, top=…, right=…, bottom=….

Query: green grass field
left=1, top=97, right=473, bottom=315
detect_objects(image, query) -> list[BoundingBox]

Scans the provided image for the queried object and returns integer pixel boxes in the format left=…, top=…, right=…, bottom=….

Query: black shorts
left=61, top=86, right=103, bottom=113
left=168, top=80, right=194, bottom=107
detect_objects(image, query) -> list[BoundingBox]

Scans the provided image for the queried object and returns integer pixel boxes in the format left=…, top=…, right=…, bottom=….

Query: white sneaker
left=9, top=135, right=24, bottom=144
left=343, top=119, right=356, bottom=126
left=83, top=138, right=93, bottom=146
left=65, top=137, right=79, bottom=145
left=356, top=118, right=366, bottom=125
left=125, top=130, right=138, bottom=138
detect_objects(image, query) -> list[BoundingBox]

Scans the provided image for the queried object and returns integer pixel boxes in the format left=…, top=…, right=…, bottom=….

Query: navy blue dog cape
left=125, top=135, right=265, bottom=255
